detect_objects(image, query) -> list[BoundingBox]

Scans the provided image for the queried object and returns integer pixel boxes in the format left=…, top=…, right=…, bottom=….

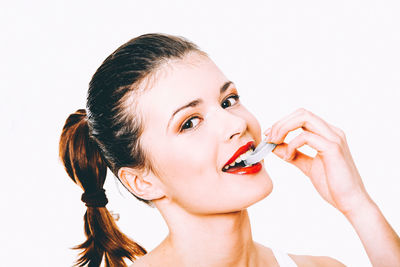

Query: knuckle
left=337, top=128, right=346, bottom=138
left=333, top=138, right=345, bottom=148
left=339, top=136, right=347, bottom=147
left=334, top=129, right=346, bottom=145
left=331, top=124, right=346, bottom=138
left=299, top=108, right=314, bottom=122
left=297, top=107, right=308, bottom=115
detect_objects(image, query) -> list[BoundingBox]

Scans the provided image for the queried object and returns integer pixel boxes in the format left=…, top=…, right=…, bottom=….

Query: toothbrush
left=243, top=140, right=277, bottom=166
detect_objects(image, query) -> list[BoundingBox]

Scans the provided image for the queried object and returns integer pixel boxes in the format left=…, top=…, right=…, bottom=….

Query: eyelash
left=179, top=94, right=241, bottom=132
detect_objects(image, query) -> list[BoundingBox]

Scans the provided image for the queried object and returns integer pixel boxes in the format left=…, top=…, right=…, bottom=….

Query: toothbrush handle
left=254, top=140, right=271, bottom=153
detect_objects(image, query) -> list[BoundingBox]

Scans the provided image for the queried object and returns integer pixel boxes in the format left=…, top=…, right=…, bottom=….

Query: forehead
left=136, top=53, right=228, bottom=127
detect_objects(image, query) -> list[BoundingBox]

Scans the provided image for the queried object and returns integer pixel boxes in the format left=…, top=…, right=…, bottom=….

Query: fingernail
left=264, top=128, right=271, bottom=136
left=264, top=128, right=272, bottom=141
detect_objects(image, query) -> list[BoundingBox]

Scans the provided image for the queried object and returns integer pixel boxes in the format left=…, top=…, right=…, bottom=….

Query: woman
left=59, top=33, right=400, bottom=266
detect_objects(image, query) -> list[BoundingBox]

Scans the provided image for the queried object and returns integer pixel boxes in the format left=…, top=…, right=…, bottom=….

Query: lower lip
left=224, top=162, right=262, bottom=175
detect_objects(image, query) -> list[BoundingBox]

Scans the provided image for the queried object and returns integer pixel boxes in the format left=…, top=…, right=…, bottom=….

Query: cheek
left=173, top=141, right=232, bottom=210
left=155, top=139, right=217, bottom=191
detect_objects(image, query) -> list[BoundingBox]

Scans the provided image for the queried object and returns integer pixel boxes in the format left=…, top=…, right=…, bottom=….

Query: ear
left=118, top=167, right=165, bottom=201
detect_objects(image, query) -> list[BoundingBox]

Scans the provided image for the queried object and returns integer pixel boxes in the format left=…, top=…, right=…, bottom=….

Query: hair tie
left=81, top=188, right=108, bottom=207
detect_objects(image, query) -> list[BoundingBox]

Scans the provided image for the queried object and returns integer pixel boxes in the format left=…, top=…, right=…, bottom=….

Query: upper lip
left=223, top=141, right=255, bottom=168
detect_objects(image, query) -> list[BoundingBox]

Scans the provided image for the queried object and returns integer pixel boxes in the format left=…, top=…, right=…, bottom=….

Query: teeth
left=223, top=146, right=255, bottom=171
left=241, top=150, right=253, bottom=161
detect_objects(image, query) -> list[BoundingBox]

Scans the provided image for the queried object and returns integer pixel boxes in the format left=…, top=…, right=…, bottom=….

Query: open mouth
left=222, top=141, right=256, bottom=172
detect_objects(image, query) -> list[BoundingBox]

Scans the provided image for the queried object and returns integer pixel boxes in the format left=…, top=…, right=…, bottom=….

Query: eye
left=221, top=94, right=240, bottom=109
left=180, top=116, right=201, bottom=132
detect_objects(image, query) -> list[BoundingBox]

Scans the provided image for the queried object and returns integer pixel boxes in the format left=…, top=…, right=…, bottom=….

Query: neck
left=156, top=202, right=259, bottom=267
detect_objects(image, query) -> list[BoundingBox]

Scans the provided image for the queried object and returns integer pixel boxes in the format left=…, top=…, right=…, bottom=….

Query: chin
left=221, top=173, right=274, bottom=213
left=243, top=175, right=274, bottom=209
left=172, top=170, right=274, bottom=215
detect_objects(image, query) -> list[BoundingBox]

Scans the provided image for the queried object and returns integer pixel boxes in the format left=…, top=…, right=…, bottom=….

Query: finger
left=264, top=109, right=303, bottom=137
left=263, top=109, right=305, bottom=137
left=327, top=122, right=347, bottom=141
left=274, top=137, right=337, bottom=206
left=268, top=108, right=337, bottom=143
left=283, top=131, right=342, bottom=176
left=286, top=131, right=335, bottom=159
left=272, top=142, right=314, bottom=176
left=266, top=108, right=340, bottom=145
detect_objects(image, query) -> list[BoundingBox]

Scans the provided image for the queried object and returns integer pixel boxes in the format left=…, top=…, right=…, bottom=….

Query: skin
left=265, top=109, right=400, bottom=266
left=118, top=52, right=400, bottom=266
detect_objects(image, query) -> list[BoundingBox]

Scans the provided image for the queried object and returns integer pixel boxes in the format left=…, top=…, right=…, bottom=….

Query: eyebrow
left=220, top=81, right=233, bottom=94
left=167, top=81, right=233, bottom=129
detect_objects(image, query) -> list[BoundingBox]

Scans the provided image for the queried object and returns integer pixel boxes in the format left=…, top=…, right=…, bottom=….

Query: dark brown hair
left=59, top=33, right=204, bottom=266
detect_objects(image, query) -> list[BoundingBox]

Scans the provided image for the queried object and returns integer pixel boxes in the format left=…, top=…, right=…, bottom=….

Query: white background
left=1, top=1, right=399, bottom=266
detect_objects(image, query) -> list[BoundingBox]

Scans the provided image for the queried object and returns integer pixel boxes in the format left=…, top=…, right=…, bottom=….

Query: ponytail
left=59, top=109, right=146, bottom=267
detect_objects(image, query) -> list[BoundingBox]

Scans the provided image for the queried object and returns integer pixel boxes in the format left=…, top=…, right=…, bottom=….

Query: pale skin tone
left=117, top=52, right=400, bottom=266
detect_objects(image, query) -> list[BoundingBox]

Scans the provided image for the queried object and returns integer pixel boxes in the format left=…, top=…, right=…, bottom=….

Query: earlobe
left=118, top=167, right=165, bottom=201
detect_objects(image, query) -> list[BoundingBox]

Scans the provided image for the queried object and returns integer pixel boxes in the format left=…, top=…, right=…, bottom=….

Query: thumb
left=272, top=143, right=288, bottom=160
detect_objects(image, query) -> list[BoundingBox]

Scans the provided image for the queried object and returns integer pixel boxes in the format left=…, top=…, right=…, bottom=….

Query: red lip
left=224, top=141, right=254, bottom=167
left=224, top=162, right=262, bottom=175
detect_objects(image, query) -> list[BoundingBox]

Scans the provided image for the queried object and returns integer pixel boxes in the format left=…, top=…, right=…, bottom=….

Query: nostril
left=229, top=132, right=240, bottom=140
left=222, top=111, right=247, bottom=141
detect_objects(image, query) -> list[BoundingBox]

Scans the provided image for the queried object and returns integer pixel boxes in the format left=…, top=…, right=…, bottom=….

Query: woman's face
left=137, top=52, right=273, bottom=214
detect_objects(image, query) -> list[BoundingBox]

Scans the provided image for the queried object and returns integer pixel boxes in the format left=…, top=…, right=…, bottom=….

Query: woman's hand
left=265, top=108, right=400, bottom=266
left=264, top=108, right=373, bottom=216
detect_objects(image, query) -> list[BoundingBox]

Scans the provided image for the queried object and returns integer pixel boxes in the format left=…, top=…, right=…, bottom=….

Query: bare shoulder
left=289, top=254, right=346, bottom=267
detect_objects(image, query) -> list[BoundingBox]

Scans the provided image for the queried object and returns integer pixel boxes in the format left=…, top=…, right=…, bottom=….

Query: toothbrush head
left=243, top=142, right=276, bottom=166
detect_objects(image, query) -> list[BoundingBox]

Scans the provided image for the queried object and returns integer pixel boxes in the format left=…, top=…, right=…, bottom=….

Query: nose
left=208, top=107, right=247, bottom=142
